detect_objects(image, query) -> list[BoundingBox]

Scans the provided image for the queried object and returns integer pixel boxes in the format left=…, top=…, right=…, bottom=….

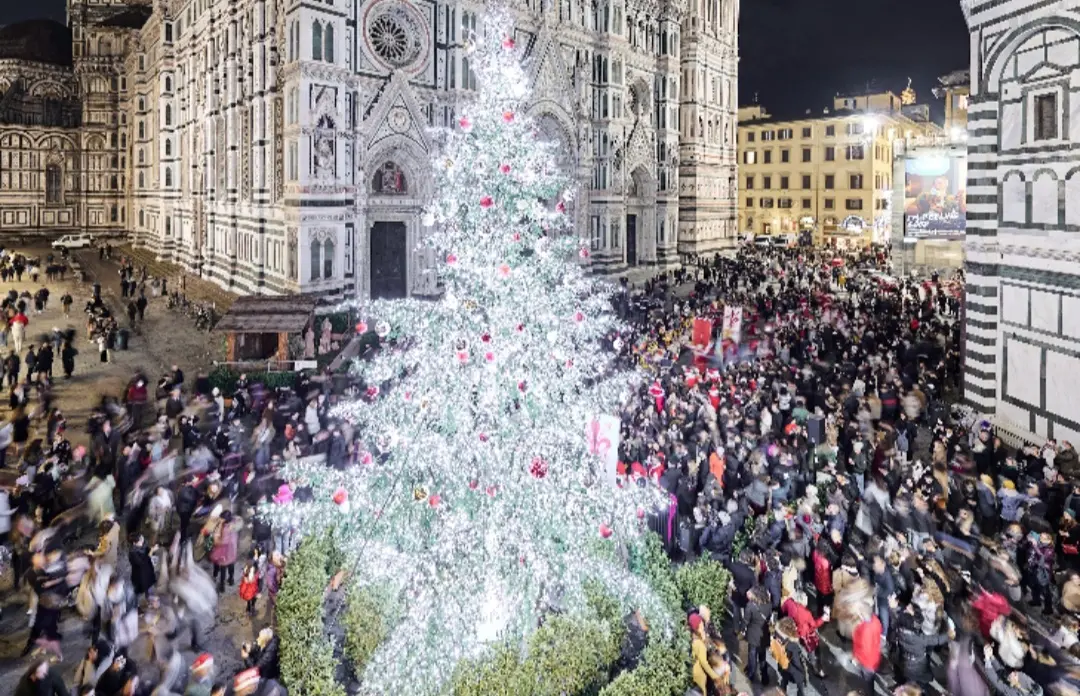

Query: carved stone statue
left=314, top=137, right=334, bottom=180
left=318, top=318, right=333, bottom=354
left=304, top=326, right=316, bottom=359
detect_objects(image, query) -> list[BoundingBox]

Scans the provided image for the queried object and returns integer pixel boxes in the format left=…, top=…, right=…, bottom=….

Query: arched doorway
left=368, top=161, right=410, bottom=299
left=626, top=166, right=656, bottom=267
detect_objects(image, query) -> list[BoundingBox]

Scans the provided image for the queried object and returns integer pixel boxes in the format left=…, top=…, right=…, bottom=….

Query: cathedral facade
left=0, top=0, right=738, bottom=299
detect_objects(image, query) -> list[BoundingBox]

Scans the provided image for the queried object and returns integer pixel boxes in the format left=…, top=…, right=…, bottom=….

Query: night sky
left=4, top=0, right=970, bottom=122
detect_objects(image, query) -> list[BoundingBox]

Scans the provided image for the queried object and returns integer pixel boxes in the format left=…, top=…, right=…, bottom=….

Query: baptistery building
left=0, top=0, right=739, bottom=298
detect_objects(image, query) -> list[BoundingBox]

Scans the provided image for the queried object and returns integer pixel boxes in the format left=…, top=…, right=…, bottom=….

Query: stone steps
left=118, top=245, right=238, bottom=311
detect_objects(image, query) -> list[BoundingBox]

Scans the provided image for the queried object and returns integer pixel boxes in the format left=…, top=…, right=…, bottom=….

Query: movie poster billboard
left=903, top=154, right=967, bottom=239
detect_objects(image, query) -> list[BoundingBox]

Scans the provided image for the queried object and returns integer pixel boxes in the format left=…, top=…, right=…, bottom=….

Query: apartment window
left=1034, top=93, right=1059, bottom=141
left=743, top=151, right=756, bottom=165
left=825, top=125, right=835, bottom=137
left=846, top=145, right=865, bottom=160
left=747, top=131, right=755, bottom=142
left=763, top=175, right=772, bottom=189
left=824, top=146, right=835, bottom=161
left=824, top=199, right=834, bottom=210
left=801, top=127, right=811, bottom=138
left=763, top=150, right=772, bottom=164
left=825, top=174, right=835, bottom=189
left=801, top=198, right=811, bottom=209
left=778, top=198, right=793, bottom=209
left=849, top=174, right=863, bottom=189
left=762, top=130, right=775, bottom=141
left=802, top=148, right=811, bottom=163
left=745, top=197, right=754, bottom=208
left=760, top=197, right=774, bottom=208
left=846, top=122, right=865, bottom=136
left=780, top=176, right=789, bottom=189
left=798, top=174, right=809, bottom=190
left=745, top=175, right=754, bottom=189
left=780, top=149, right=790, bottom=163
left=846, top=198, right=863, bottom=210
left=778, top=128, right=793, bottom=140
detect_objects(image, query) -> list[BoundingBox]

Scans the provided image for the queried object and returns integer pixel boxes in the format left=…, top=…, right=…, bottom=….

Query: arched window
left=138, top=172, right=145, bottom=188
left=165, top=168, right=173, bottom=187
left=312, top=22, right=323, bottom=61
left=322, top=238, right=335, bottom=278
left=164, top=76, right=172, bottom=92
left=110, top=175, right=118, bottom=189
left=121, top=133, right=126, bottom=147
left=370, top=161, right=407, bottom=194
left=165, top=105, right=172, bottom=126
left=138, top=122, right=145, bottom=139
left=310, top=238, right=322, bottom=280
left=110, top=205, right=118, bottom=222
left=45, top=164, right=61, bottom=204
left=165, top=217, right=172, bottom=236
left=165, top=139, right=172, bottom=156
left=109, top=133, right=117, bottom=148
left=110, top=155, right=118, bottom=168
left=139, top=210, right=144, bottom=227
left=138, top=149, right=145, bottom=164
left=290, top=21, right=299, bottom=62
left=324, top=24, right=334, bottom=63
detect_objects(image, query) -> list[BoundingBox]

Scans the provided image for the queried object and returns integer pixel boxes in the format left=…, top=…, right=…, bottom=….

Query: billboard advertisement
left=903, top=154, right=967, bottom=239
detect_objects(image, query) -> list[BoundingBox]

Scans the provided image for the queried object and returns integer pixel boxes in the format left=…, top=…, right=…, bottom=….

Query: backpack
left=896, top=429, right=909, bottom=452
left=770, top=637, right=790, bottom=670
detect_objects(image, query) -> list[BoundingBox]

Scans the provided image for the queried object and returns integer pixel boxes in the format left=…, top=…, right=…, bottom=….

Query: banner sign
left=722, top=306, right=743, bottom=345
left=903, top=153, right=967, bottom=239
left=692, top=318, right=713, bottom=347
left=586, top=414, right=621, bottom=487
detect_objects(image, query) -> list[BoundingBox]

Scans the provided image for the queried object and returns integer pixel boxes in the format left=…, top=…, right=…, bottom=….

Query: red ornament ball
left=480, top=196, right=494, bottom=208
left=515, top=323, right=525, bottom=333
left=479, top=432, right=489, bottom=442
left=502, top=36, right=515, bottom=50
left=360, top=452, right=373, bottom=466
left=366, top=386, right=380, bottom=399
left=497, top=263, right=511, bottom=278
left=332, top=488, right=348, bottom=505
left=599, top=524, right=613, bottom=539
left=485, top=351, right=495, bottom=363
left=499, top=163, right=511, bottom=174
left=486, top=485, right=497, bottom=497
left=579, top=247, right=590, bottom=259
left=502, top=111, right=514, bottom=123
left=481, top=333, right=491, bottom=343
left=458, top=117, right=472, bottom=131
left=428, top=494, right=442, bottom=508
left=556, top=201, right=566, bottom=213
left=529, top=456, right=548, bottom=479
left=469, top=479, right=479, bottom=490
left=518, top=380, right=527, bottom=393
left=446, top=253, right=458, bottom=265
left=636, top=508, right=646, bottom=520
left=356, top=321, right=369, bottom=333
left=457, top=350, right=469, bottom=364
left=573, top=311, right=585, bottom=323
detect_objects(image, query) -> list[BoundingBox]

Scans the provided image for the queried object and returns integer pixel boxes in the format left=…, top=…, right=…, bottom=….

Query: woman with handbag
left=209, top=510, right=240, bottom=592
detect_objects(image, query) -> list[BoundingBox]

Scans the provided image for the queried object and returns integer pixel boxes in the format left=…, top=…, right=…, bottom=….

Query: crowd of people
left=3, top=240, right=1073, bottom=696
left=613, top=245, right=1080, bottom=696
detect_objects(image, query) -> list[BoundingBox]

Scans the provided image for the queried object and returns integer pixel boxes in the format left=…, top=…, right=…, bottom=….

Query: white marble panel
left=1001, top=102, right=1023, bottom=151
left=1067, top=176, right=1080, bottom=225
left=1065, top=296, right=1080, bottom=340
left=999, top=400, right=1031, bottom=431
left=1033, top=173, right=1059, bottom=225
left=1031, top=290, right=1060, bottom=334
left=1001, top=283, right=1029, bottom=327
left=1006, top=338, right=1042, bottom=406
left=1045, top=350, right=1080, bottom=421
left=1036, top=415, right=1048, bottom=438
left=1057, top=423, right=1080, bottom=447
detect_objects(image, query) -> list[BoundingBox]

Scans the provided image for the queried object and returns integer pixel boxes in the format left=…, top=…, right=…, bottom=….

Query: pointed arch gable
left=527, top=27, right=576, bottom=105
left=363, top=72, right=432, bottom=152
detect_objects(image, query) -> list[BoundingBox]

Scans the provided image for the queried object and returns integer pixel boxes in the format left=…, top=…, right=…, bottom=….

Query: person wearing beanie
left=689, top=612, right=721, bottom=695
left=186, top=653, right=216, bottom=696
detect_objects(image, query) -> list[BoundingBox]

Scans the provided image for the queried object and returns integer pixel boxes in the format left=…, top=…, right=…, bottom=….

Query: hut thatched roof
left=213, top=296, right=318, bottom=333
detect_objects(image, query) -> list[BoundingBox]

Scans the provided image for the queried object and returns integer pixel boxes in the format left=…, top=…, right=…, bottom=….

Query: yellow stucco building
left=737, top=91, right=942, bottom=248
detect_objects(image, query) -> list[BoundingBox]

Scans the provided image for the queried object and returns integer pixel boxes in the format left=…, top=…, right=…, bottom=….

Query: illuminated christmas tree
left=270, top=8, right=668, bottom=693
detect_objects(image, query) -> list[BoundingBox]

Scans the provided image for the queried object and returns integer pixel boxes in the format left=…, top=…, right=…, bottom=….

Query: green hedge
left=597, top=629, right=691, bottom=696
left=342, top=585, right=394, bottom=677
left=628, top=533, right=682, bottom=623
left=675, top=559, right=732, bottom=622
left=277, top=537, right=345, bottom=696
left=449, top=615, right=622, bottom=696
left=208, top=365, right=297, bottom=397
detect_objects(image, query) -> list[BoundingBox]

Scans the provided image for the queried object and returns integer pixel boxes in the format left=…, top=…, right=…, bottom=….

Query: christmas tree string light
left=266, top=7, right=671, bottom=693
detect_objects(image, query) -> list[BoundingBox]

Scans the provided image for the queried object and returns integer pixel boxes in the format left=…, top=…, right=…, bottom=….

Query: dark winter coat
left=128, top=545, right=156, bottom=595
left=744, top=597, right=772, bottom=648
left=897, top=626, right=949, bottom=684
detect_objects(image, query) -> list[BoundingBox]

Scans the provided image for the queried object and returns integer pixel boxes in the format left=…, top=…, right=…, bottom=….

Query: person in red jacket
left=812, top=531, right=841, bottom=614
left=782, top=590, right=829, bottom=679
left=852, top=612, right=883, bottom=696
